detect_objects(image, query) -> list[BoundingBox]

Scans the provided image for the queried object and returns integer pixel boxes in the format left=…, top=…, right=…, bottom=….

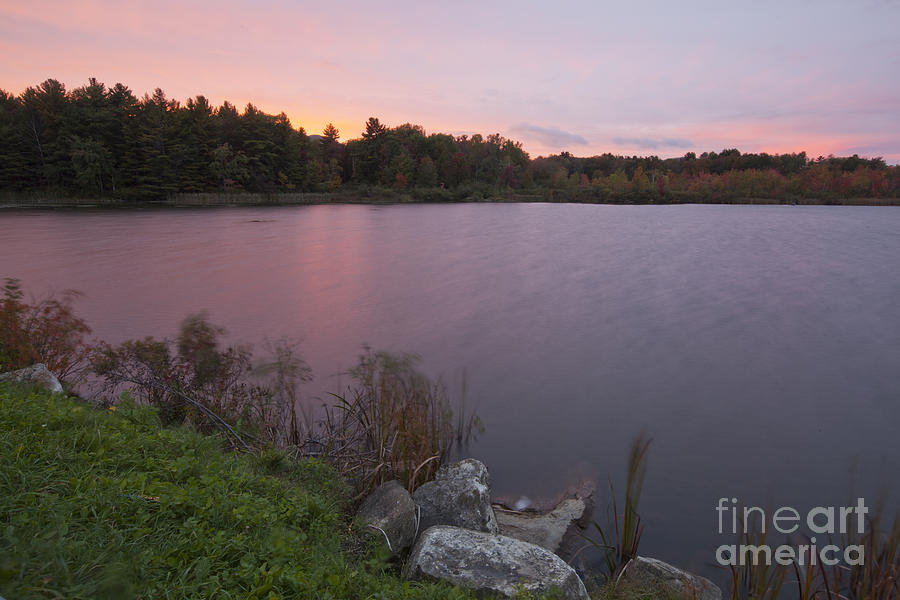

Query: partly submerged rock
left=412, top=458, right=498, bottom=534
left=623, top=556, right=723, bottom=600
left=495, top=495, right=593, bottom=561
left=0, top=363, right=64, bottom=394
left=356, top=480, right=417, bottom=553
left=404, top=525, right=589, bottom=600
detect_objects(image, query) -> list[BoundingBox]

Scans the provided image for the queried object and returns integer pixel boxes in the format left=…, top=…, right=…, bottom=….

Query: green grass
left=0, top=382, right=476, bottom=600
left=590, top=580, right=682, bottom=600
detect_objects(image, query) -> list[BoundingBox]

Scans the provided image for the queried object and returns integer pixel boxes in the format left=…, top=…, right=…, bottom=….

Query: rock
left=513, top=495, right=532, bottom=511
left=495, top=495, right=593, bottom=561
left=356, top=480, right=417, bottom=553
left=434, top=457, right=490, bottom=482
left=412, top=458, right=498, bottom=534
left=623, top=556, right=723, bottom=600
left=0, top=364, right=64, bottom=394
left=404, top=525, right=589, bottom=600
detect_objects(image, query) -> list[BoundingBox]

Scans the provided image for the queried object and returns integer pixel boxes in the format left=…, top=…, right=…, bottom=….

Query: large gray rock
left=624, top=556, right=722, bottom=600
left=356, top=480, right=417, bottom=553
left=435, top=458, right=490, bottom=482
left=0, top=363, right=64, bottom=394
left=495, top=495, right=593, bottom=561
left=404, top=525, right=589, bottom=600
left=412, top=458, right=498, bottom=534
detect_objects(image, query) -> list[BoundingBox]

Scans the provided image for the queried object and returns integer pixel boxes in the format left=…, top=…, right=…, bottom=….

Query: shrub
left=89, top=313, right=482, bottom=495
left=91, top=312, right=311, bottom=449
left=0, top=277, right=91, bottom=385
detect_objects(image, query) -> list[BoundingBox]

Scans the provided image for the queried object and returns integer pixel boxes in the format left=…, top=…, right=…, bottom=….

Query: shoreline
left=2, top=191, right=899, bottom=209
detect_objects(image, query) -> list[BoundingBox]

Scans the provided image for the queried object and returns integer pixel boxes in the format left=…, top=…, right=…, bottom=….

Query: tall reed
left=584, top=432, right=652, bottom=581
left=832, top=506, right=900, bottom=600
left=725, top=505, right=899, bottom=600
left=726, top=521, right=788, bottom=600
left=319, top=348, right=480, bottom=498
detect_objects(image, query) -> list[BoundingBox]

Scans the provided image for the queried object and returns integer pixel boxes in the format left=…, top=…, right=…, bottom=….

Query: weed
left=583, top=432, right=652, bottom=581
left=725, top=521, right=788, bottom=600
left=723, top=504, right=899, bottom=600
left=832, top=506, right=900, bottom=600
left=319, top=348, right=481, bottom=498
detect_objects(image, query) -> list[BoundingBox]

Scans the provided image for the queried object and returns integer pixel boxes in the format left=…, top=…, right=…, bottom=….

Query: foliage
left=0, top=383, right=478, bottom=600
left=320, top=348, right=482, bottom=498
left=2, top=77, right=897, bottom=202
left=584, top=433, right=652, bottom=582
left=0, top=269, right=479, bottom=498
left=90, top=315, right=481, bottom=494
left=209, top=142, right=249, bottom=190
left=91, top=312, right=310, bottom=448
left=0, top=277, right=91, bottom=385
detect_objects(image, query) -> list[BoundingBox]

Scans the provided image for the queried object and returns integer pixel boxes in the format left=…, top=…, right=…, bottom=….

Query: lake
left=3, top=202, right=898, bottom=583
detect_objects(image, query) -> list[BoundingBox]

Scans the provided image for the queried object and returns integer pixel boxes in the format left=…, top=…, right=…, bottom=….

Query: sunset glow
left=1, top=0, right=897, bottom=161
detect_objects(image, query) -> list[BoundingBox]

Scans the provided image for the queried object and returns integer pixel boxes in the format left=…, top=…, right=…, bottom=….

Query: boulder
left=356, top=480, right=417, bottom=553
left=0, top=364, right=64, bottom=394
left=623, top=556, right=722, bottom=600
left=495, top=495, right=593, bottom=561
left=412, top=458, right=498, bottom=534
left=435, top=458, right=490, bottom=482
left=404, top=525, right=589, bottom=600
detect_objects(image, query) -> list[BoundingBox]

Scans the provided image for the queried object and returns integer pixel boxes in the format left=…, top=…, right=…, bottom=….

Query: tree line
left=1, top=78, right=897, bottom=203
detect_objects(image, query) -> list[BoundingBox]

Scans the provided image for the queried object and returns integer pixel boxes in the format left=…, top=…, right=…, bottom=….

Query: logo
left=714, top=497, right=867, bottom=566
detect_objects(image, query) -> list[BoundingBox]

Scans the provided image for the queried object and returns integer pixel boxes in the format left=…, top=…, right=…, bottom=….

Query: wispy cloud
left=837, top=140, right=899, bottom=163
left=1, top=2, right=896, bottom=159
left=611, top=137, right=694, bottom=149
left=509, top=123, right=588, bottom=148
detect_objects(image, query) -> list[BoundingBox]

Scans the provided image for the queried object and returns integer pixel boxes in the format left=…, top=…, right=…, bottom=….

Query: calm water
left=3, top=203, right=898, bottom=582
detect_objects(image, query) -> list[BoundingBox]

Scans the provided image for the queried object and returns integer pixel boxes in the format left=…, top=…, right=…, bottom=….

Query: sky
left=1, top=0, right=898, bottom=161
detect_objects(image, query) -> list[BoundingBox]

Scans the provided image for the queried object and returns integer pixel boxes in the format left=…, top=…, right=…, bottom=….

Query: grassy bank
left=0, top=382, right=479, bottom=600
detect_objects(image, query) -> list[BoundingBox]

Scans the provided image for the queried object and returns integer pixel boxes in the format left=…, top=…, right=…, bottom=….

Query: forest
left=1, top=78, right=898, bottom=203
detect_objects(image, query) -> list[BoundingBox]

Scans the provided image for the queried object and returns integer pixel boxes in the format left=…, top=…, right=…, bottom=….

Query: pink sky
left=2, top=0, right=897, bottom=162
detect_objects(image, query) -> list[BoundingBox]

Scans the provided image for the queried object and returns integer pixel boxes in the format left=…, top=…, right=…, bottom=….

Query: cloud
left=612, top=137, right=694, bottom=149
left=837, top=141, right=899, bottom=164
left=509, top=123, right=588, bottom=148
